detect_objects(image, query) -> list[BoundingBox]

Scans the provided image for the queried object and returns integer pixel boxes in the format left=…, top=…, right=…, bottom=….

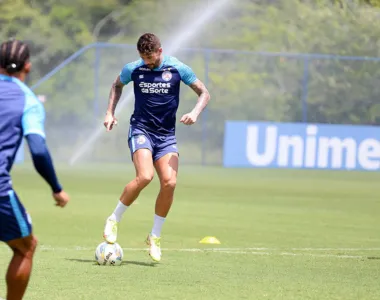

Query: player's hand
left=53, top=191, right=70, bottom=208
left=104, top=112, right=118, bottom=131
left=180, top=112, right=197, bottom=125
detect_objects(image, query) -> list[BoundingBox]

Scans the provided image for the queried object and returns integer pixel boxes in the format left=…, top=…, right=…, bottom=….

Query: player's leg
left=0, top=190, right=35, bottom=300
left=146, top=146, right=179, bottom=262
left=6, top=235, right=38, bottom=300
left=118, top=148, right=154, bottom=207
left=103, top=133, right=154, bottom=243
left=154, top=152, right=179, bottom=219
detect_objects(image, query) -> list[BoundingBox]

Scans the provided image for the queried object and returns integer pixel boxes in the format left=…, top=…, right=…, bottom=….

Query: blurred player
left=103, top=33, right=210, bottom=262
left=0, top=39, right=70, bottom=300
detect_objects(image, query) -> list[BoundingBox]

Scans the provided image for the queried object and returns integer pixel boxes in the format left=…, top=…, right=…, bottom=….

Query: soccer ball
left=95, top=242, right=123, bottom=266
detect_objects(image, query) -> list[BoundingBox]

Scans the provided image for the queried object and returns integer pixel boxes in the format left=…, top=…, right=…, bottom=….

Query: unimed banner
left=223, top=121, right=380, bottom=171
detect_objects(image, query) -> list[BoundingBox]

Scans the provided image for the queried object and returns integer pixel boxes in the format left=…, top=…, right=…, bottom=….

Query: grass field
left=1, top=164, right=380, bottom=299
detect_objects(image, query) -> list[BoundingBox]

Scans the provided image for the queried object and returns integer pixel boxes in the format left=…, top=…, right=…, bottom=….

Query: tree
left=2, top=0, right=380, bottom=164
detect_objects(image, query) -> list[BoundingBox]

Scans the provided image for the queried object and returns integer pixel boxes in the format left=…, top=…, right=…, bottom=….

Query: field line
left=36, top=246, right=380, bottom=252
left=26, top=245, right=378, bottom=259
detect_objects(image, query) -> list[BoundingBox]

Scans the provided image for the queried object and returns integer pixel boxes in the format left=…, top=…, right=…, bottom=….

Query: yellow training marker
left=199, top=236, right=221, bottom=244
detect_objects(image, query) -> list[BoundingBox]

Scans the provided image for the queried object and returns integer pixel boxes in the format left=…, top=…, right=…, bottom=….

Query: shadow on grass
left=65, top=258, right=157, bottom=267
left=367, top=256, right=380, bottom=260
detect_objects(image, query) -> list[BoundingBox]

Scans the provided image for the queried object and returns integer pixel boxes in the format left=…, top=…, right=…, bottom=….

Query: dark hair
left=0, top=39, right=30, bottom=74
left=137, top=33, right=161, bottom=55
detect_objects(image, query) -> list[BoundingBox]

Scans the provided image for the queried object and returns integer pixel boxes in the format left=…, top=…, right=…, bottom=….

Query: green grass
left=1, top=164, right=380, bottom=299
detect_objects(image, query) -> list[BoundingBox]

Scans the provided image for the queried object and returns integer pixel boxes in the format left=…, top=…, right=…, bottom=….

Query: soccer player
left=0, top=39, right=70, bottom=300
left=103, top=33, right=210, bottom=262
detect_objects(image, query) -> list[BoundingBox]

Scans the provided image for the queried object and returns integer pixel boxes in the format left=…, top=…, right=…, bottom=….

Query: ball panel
left=95, top=242, right=123, bottom=266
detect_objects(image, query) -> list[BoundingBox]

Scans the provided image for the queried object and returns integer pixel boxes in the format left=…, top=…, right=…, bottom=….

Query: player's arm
left=177, top=60, right=210, bottom=125
left=22, top=96, right=69, bottom=207
left=104, top=75, right=125, bottom=131
left=26, top=134, right=62, bottom=193
left=180, top=79, right=210, bottom=125
left=104, top=61, right=137, bottom=132
left=106, top=75, right=125, bottom=116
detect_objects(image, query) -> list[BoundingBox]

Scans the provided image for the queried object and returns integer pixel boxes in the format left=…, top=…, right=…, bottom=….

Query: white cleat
left=146, top=233, right=162, bottom=262
left=103, top=217, right=118, bottom=244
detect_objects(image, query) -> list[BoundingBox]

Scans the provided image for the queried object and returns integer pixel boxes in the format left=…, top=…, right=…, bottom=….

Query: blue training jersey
left=120, top=55, right=197, bottom=135
left=0, top=74, right=46, bottom=196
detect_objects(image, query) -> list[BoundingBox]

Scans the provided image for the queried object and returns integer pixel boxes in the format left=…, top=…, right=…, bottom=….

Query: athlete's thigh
left=154, top=152, right=179, bottom=184
left=0, top=190, right=32, bottom=244
left=132, top=148, right=155, bottom=178
left=152, top=134, right=179, bottom=182
left=128, top=127, right=155, bottom=175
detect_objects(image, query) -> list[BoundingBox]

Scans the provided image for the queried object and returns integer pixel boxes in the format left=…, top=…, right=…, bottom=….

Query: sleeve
left=120, top=60, right=143, bottom=85
left=26, top=134, right=62, bottom=193
left=177, top=62, right=198, bottom=86
left=22, top=93, right=46, bottom=138
left=119, top=64, right=133, bottom=85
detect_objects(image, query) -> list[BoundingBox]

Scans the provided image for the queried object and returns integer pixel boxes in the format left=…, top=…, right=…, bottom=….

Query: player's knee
left=30, top=235, right=38, bottom=251
left=24, top=235, right=38, bottom=257
left=136, top=172, right=154, bottom=188
left=161, top=177, right=177, bottom=190
left=10, top=235, right=38, bottom=258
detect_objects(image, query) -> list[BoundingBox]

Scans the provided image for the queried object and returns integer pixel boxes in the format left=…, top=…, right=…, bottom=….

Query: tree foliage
left=1, top=0, right=379, bottom=163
